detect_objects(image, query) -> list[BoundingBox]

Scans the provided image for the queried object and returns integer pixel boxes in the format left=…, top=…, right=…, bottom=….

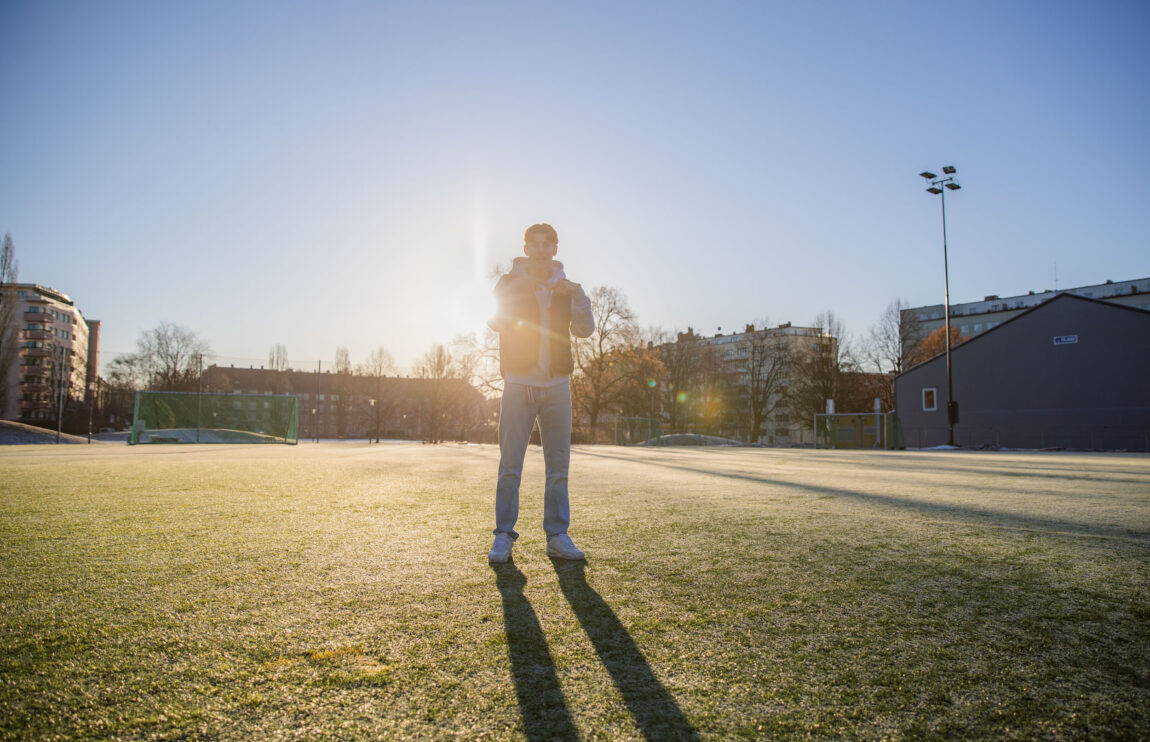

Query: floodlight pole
left=196, top=353, right=203, bottom=443
left=87, top=379, right=94, bottom=444
left=920, top=167, right=962, bottom=446
left=314, top=360, right=321, bottom=443
left=55, top=345, right=65, bottom=444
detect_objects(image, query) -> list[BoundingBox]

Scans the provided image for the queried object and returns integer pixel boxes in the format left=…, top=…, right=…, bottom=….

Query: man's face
left=524, top=233, right=557, bottom=261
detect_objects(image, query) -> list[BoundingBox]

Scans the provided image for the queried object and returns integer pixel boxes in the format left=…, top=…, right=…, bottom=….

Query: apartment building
left=901, top=276, right=1150, bottom=356
left=0, top=283, right=100, bottom=423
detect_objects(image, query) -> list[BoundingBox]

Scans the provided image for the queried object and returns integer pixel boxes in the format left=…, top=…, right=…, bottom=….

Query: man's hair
left=524, top=223, right=558, bottom=245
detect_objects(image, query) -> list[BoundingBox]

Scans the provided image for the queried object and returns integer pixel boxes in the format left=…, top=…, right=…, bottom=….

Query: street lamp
left=920, top=166, right=962, bottom=446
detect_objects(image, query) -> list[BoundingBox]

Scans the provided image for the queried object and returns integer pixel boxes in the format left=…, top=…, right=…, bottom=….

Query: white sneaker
left=489, top=533, right=513, bottom=563
left=546, top=534, right=585, bottom=560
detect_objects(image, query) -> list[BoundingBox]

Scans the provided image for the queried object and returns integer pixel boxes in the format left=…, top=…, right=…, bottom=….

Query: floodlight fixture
left=942, top=165, right=957, bottom=174
left=945, top=182, right=961, bottom=191
left=926, top=186, right=943, bottom=194
left=919, top=171, right=937, bottom=180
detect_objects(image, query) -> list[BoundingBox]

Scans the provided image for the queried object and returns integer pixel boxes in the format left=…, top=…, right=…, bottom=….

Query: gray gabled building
left=894, top=293, right=1150, bottom=451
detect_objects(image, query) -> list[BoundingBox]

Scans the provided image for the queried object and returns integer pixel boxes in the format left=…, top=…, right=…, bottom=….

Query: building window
left=922, top=388, right=938, bottom=412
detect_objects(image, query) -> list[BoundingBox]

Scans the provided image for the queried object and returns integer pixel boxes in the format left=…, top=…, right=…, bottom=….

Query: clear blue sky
left=2, top=1, right=1147, bottom=372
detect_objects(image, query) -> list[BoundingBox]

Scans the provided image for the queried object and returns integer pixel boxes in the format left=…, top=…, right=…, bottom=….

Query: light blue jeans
left=494, top=381, right=572, bottom=540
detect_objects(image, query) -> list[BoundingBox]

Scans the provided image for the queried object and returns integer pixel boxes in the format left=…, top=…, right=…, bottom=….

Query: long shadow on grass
left=578, top=449, right=1150, bottom=543
left=552, top=558, right=700, bottom=742
left=491, top=563, right=579, bottom=741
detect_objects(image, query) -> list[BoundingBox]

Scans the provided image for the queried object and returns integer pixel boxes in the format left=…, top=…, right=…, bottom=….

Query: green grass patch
left=1, top=443, right=1148, bottom=739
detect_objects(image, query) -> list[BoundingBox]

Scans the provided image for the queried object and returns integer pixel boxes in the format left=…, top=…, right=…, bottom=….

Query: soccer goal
left=814, top=412, right=903, bottom=450
left=130, top=391, right=299, bottom=444
left=614, top=416, right=662, bottom=446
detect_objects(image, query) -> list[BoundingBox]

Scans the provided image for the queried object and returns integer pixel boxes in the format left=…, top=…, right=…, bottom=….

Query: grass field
left=1, top=443, right=1148, bottom=740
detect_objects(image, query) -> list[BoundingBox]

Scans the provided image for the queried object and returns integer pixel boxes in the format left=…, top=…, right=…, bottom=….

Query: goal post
left=130, top=391, right=299, bottom=444
left=814, top=412, right=903, bottom=450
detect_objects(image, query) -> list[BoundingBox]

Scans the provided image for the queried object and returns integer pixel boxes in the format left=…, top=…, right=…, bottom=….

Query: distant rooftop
left=908, top=277, right=1149, bottom=316
left=2, top=282, right=76, bottom=306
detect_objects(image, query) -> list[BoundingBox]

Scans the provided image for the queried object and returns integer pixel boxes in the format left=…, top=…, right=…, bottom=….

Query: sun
left=443, top=278, right=496, bottom=341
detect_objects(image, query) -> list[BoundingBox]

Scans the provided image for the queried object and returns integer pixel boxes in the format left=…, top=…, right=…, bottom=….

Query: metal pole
left=196, top=353, right=203, bottom=443
left=941, top=186, right=956, bottom=447
left=55, top=346, right=64, bottom=444
left=315, top=360, right=321, bottom=443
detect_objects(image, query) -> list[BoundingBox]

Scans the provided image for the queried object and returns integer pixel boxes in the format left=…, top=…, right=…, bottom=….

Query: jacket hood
left=510, top=257, right=566, bottom=287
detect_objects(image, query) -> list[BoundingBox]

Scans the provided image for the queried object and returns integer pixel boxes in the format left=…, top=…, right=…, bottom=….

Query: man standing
left=487, top=223, right=595, bottom=563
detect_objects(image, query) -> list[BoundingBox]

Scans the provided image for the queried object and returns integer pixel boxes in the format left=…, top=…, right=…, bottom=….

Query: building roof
left=897, top=292, right=1150, bottom=379
left=1, top=282, right=76, bottom=306
left=905, top=276, right=1150, bottom=318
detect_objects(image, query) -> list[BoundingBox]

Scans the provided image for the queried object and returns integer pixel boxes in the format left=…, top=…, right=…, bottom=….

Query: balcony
left=20, top=381, right=50, bottom=393
left=21, top=347, right=51, bottom=357
left=23, top=311, right=49, bottom=322
left=23, top=329, right=52, bottom=340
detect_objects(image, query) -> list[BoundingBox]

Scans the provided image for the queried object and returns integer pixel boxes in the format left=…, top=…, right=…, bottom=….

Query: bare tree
left=0, top=234, right=18, bottom=417
left=612, top=341, right=667, bottom=420
left=571, top=286, right=640, bottom=432
left=863, top=300, right=910, bottom=411
left=657, top=328, right=705, bottom=434
left=333, top=346, right=353, bottom=437
left=111, top=322, right=211, bottom=391
left=358, top=346, right=395, bottom=377
left=453, top=329, right=503, bottom=398
left=268, top=343, right=289, bottom=372
left=792, top=311, right=853, bottom=422
left=740, top=323, right=792, bottom=443
left=105, top=354, right=147, bottom=390
left=333, top=346, right=352, bottom=374
left=693, top=343, right=732, bottom=435
left=357, top=345, right=396, bottom=442
left=47, top=344, right=73, bottom=436
left=417, top=343, right=465, bottom=443
left=102, top=354, right=146, bottom=425
left=899, top=308, right=926, bottom=369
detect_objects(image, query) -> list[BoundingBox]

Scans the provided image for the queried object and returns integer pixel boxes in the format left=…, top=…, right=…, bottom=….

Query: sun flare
left=443, top=279, right=496, bottom=340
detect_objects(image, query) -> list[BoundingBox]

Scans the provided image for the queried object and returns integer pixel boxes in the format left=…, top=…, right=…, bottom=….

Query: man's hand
left=553, top=279, right=583, bottom=296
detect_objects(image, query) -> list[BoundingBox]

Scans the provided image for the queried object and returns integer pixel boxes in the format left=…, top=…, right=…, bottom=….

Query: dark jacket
left=488, top=258, right=595, bottom=381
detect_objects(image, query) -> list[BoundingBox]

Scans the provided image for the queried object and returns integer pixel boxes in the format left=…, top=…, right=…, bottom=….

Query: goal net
left=814, top=412, right=903, bottom=450
left=130, top=391, right=299, bottom=444
left=614, top=416, right=662, bottom=446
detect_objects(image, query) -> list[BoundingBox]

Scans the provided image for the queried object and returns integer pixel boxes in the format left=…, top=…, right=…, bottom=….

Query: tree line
left=103, top=288, right=956, bottom=444
left=105, top=326, right=484, bottom=442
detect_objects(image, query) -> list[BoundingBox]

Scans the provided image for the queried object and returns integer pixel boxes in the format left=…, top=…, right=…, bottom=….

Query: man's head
left=523, top=223, right=558, bottom=261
